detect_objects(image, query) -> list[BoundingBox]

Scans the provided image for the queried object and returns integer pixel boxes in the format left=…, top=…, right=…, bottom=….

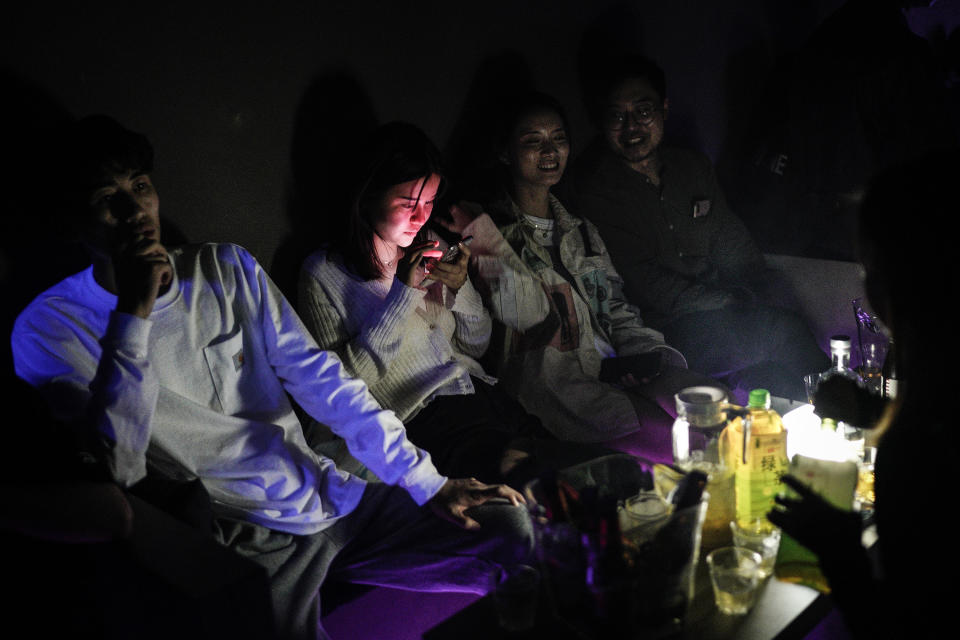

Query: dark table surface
left=425, top=522, right=879, bottom=640
left=423, top=548, right=838, bottom=640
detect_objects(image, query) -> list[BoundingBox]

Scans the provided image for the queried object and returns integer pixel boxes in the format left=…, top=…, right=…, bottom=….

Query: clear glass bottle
left=819, top=335, right=865, bottom=454
left=822, top=335, right=863, bottom=386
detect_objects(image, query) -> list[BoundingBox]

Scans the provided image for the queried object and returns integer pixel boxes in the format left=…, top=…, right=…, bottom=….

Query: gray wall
left=5, top=0, right=953, bottom=272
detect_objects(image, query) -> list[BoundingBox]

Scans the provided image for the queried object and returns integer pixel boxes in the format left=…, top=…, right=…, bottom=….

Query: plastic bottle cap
left=748, top=388, right=771, bottom=408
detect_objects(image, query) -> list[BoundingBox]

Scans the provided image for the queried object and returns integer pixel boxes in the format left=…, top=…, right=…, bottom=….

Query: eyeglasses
left=604, top=104, right=662, bottom=130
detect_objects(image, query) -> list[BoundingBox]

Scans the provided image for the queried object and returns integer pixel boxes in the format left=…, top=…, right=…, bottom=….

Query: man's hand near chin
left=114, top=234, right=172, bottom=319
left=428, top=478, right=526, bottom=530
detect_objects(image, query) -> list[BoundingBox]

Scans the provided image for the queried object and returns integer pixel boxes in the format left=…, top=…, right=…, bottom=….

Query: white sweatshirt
left=12, top=243, right=446, bottom=535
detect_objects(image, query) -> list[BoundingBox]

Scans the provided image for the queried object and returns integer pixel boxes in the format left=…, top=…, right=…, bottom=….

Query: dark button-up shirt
left=564, top=142, right=768, bottom=329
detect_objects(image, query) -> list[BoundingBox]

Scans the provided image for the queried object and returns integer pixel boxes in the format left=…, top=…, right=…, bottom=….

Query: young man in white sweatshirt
left=12, top=115, right=532, bottom=639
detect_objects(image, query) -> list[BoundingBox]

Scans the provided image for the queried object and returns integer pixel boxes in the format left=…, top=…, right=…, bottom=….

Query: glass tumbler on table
left=490, top=564, right=540, bottom=631
left=730, top=520, right=781, bottom=580
left=855, top=446, right=877, bottom=511
left=706, top=547, right=764, bottom=615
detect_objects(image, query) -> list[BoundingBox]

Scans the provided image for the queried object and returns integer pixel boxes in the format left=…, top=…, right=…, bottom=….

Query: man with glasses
left=564, top=55, right=828, bottom=403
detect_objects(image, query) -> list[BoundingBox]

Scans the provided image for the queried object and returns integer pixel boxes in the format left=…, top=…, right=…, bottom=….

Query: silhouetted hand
left=768, top=475, right=862, bottom=561
left=396, top=240, right=442, bottom=289
left=814, top=375, right=885, bottom=428
left=114, top=232, right=172, bottom=319
left=429, top=477, right=525, bottom=530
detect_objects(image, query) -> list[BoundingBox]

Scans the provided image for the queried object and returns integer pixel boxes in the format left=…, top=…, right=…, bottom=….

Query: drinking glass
left=803, top=373, right=821, bottom=404
left=730, top=521, right=781, bottom=579
left=490, top=564, right=540, bottom=631
left=855, top=446, right=877, bottom=511
left=706, top=547, right=763, bottom=615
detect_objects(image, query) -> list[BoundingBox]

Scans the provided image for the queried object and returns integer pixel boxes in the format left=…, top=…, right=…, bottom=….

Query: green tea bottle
left=720, top=389, right=789, bottom=530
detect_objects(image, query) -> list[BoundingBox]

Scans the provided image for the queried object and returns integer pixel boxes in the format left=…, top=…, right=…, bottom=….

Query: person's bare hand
left=114, top=233, right=172, bottom=319
left=396, top=240, right=442, bottom=289
left=423, top=242, right=471, bottom=291
left=429, top=477, right=525, bottom=530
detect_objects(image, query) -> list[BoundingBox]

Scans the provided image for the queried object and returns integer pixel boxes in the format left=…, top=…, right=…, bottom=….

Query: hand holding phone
left=421, top=236, right=473, bottom=289
left=437, top=235, right=473, bottom=264
left=599, top=352, right=663, bottom=385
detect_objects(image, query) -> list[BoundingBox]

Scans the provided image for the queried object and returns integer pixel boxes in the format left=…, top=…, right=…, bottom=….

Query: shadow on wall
left=574, top=2, right=703, bottom=154
left=272, top=68, right=379, bottom=304
left=0, top=68, right=190, bottom=366
left=720, top=0, right=958, bottom=261
left=441, top=50, right=534, bottom=207
left=0, top=68, right=83, bottom=367
left=576, top=1, right=645, bottom=121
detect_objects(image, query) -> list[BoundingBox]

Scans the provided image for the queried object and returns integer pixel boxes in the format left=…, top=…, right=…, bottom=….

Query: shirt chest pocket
left=573, top=259, right=609, bottom=296
left=202, top=329, right=269, bottom=416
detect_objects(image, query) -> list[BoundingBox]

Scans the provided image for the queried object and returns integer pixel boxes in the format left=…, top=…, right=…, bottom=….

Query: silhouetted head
left=343, top=122, right=445, bottom=279
left=857, top=148, right=960, bottom=385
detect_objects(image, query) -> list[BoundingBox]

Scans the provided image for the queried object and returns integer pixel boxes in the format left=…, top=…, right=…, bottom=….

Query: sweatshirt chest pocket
left=203, top=330, right=267, bottom=415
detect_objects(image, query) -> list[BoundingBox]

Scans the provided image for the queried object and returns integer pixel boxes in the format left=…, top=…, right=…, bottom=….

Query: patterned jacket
left=462, top=194, right=685, bottom=442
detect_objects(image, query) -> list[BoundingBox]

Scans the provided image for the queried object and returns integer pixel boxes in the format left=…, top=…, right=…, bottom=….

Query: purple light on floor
left=322, top=587, right=480, bottom=639
left=803, top=607, right=853, bottom=640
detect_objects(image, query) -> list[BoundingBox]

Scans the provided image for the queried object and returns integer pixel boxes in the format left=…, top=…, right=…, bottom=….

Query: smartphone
left=418, top=236, right=474, bottom=286
left=599, top=352, right=663, bottom=383
left=438, top=235, right=473, bottom=263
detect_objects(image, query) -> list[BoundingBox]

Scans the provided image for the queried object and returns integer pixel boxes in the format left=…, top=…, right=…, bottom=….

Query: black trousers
left=663, top=304, right=830, bottom=403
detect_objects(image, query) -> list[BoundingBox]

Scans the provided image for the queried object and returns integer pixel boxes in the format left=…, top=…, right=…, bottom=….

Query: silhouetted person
left=769, top=149, right=960, bottom=640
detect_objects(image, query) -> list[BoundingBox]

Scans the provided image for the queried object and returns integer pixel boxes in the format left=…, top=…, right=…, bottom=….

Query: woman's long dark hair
left=340, top=122, right=445, bottom=280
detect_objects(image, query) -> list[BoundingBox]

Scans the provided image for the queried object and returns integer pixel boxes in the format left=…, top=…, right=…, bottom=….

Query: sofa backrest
left=764, top=253, right=872, bottom=359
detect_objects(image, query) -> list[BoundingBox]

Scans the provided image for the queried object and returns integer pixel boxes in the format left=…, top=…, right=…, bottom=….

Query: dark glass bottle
left=582, top=492, right=631, bottom=625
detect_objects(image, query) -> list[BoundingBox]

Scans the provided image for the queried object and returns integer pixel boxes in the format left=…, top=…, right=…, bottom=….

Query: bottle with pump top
left=719, top=389, right=789, bottom=531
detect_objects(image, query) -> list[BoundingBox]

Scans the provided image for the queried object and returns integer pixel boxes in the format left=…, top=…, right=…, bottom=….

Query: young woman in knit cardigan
left=297, top=122, right=608, bottom=488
